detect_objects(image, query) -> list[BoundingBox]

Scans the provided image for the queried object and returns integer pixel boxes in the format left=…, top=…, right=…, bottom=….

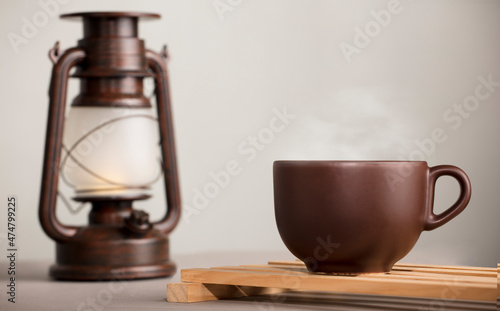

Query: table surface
left=0, top=251, right=494, bottom=311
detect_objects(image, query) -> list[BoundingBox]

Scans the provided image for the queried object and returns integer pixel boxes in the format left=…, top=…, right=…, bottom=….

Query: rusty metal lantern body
left=39, top=12, right=181, bottom=280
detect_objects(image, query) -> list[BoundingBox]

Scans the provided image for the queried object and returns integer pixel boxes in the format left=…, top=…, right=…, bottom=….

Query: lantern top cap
left=60, top=11, right=160, bottom=40
left=61, top=12, right=160, bottom=20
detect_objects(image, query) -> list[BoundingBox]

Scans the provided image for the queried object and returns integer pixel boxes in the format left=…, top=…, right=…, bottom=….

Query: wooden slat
left=263, top=263, right=495, bottom=280
left=391, top=266, right=495, bottom=278
left=267, top=260, right=305, bottom=266
left=268, top=260, right=497, bottom=273
left=267, top=260, right=496, bottom=279
left=214, top=264, right=494, bottom=285
left=167, top=282, right=287, bottom=303
left=395, top=262, right=496, bottom=272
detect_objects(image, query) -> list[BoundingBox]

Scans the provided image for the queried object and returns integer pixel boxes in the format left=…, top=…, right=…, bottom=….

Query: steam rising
left=282, top=88, right=421, bottom=160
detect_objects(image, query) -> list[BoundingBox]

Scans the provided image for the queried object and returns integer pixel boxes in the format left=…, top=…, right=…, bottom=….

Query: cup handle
left=424, top=165, right=471, bottom=231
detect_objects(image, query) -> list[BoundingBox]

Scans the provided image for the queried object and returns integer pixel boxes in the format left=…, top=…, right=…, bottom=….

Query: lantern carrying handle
left=146, top=48, right=182, bottom=234
left=49, top=41, right=61, bottom=64
left=39, top=45, right=86, bottom=242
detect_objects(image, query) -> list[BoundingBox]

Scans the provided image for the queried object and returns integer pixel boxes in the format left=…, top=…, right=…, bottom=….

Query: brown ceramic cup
left=273, top=161, right=471, bottom=274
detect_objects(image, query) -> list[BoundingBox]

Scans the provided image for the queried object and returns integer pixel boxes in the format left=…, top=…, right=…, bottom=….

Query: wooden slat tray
left=167, top=260, right=498, bottom=304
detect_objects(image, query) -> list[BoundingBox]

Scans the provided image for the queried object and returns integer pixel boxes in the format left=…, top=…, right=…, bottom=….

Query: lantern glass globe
left=62, top=106, right=159, bottom=198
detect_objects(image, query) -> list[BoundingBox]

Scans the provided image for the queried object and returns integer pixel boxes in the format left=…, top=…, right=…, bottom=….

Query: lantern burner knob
left=125, top=210, right=152, bottom=235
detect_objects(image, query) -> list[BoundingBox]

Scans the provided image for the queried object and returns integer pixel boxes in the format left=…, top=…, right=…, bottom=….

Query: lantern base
left=50, top=223, right=176, bottom=281
left=50, top=261, right=176, bottom=281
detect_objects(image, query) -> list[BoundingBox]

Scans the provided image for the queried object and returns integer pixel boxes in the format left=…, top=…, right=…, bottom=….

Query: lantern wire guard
left=57, top=88, right=163, bottom=213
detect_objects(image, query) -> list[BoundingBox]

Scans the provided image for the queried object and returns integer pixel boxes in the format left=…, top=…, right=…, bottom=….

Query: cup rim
left=274, top=160, right=428, bottom=166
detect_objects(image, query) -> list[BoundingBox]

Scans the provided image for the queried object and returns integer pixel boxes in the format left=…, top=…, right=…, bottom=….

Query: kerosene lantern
left=38, top=12, right=181, bottom=280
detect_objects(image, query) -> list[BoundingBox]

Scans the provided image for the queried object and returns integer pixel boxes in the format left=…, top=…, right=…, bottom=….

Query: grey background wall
left=1, top=0, right=499, bottom=267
